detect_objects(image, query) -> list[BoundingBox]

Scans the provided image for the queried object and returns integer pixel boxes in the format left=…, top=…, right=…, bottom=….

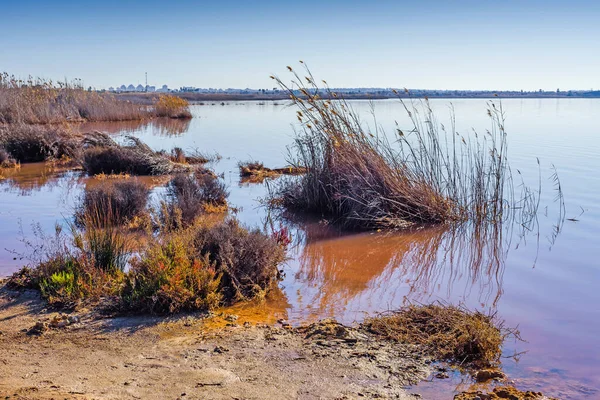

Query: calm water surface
left=0, top=100, right=598, bottom=399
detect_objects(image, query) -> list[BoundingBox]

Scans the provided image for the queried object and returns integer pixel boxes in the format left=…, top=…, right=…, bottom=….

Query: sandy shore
left=0, top=285, right=436, bottom=400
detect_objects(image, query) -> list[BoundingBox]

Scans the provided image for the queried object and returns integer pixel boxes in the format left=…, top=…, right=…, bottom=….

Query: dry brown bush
left=364, top=304, right=512, bottom=369
left=0, top=124, right=80, bottom=162
left=76, top=180, right=150, bottom=227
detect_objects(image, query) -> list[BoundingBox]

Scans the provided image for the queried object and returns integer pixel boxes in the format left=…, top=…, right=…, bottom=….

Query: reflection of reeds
left=0, top=162, right=82, bottom=195
left=75, top=118, right=190, bottom=136
left=291, top=219, right=509, bottom=318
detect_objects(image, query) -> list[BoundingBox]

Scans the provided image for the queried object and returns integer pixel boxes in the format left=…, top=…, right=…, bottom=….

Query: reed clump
left=164, top=147, right=217, bottom=165
left=364, top=304, right=508, bottom=369
left=0, top=73, right=149, bottom=124
left=0, top=147, right=18, bottom=168
left=159, top=172, right=229, bottom=231
left=154, top=94, right=193, bottom=119
left=0, top=124, right=80, bottom=162
left=271, top=64, right=525, bottom=230
left=81, top=131, right=196, bottom=176
left=76, top=180, right=150, bottom=227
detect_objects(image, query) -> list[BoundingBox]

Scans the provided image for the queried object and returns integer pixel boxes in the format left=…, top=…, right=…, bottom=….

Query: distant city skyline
left=1, top=0, right=599, bottom=91
left=106, top=83, right=597, bottom=94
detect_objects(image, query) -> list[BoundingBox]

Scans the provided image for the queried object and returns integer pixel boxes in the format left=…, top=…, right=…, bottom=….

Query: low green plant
left=122, top=233, right=222, bottom=313
left=39, top=270, right=77, bottom=302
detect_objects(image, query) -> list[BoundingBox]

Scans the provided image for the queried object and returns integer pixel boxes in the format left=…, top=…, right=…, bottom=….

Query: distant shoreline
left=115, top=92, right=600, bottom=104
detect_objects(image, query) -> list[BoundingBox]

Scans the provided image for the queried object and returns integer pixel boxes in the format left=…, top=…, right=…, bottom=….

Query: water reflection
left=0, top=162, right=82, bottom=195
left=287, top=220, right=510, bottom=321
left=77, top=117, right=191, bottom=136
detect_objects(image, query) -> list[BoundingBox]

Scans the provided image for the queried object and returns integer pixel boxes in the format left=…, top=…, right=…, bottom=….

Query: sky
left=1, top=0, right=599, bottom=91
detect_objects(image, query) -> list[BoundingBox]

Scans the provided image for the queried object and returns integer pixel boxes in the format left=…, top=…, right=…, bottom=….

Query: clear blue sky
left=1, top=0, right=598, bottom=90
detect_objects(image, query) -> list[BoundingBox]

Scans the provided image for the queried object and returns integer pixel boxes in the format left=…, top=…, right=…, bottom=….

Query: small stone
left=28, top=321, right=48, bottom=335
left=195, top=368, right=239, bottom=387
left=224, top=314, right=238, bottom=322
left=435, top=372, right=449, bottom=379
left=474, top=368, right=506, bottom=382
left=213, top=345, right=229, bottom=354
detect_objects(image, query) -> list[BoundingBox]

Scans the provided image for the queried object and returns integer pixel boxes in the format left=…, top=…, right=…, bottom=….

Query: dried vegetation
left=238, top=160, right=307, bottom=184
left=0, top=73, right=191, bottom=124
left=364, top=304, right=513, bottom=369
left=8, top=166, right=286, bottom=314
left=271, top=64, right=539, bottom=230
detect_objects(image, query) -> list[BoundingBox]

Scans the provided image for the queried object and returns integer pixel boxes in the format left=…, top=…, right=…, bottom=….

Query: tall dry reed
left=272, top=63, right=535, bottom=230
left=0, top=73, right=191, bottom=124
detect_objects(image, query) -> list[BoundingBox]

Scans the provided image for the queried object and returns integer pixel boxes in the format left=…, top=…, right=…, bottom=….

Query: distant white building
left=156, top=84, right=169, bottom=93
left=146, top=86, right=156, bottom=92
left=119, top=85, right=127, bottom=91
left=127, top=84, right=135, bottom=91
left=108, top=86, right=115, bottom=92
left=135, top=84, right=144, bottom=92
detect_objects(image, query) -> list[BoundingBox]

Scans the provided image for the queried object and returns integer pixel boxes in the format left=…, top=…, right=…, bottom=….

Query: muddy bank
left=0, top=286, right=431, bottom=399
left=0, top=284, right=559, bottom=400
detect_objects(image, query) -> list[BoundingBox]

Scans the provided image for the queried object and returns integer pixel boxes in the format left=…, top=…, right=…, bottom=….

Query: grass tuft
left=364, top=304, right=512, bottom=369
left=154, top=94, right=193, bottom=119
left=0, top=124, right=80, bottom=162
left=238, top=160, right=307, bottom=184
left=81, top=132, right=196, bottom=176
left=159, top=172, right=229, bottom=230
left=76, top=180, right=150, bottom=227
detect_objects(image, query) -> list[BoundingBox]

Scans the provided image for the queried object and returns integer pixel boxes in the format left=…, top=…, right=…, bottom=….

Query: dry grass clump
left=455, top=386, right=557, bottom=400
left=76, top=180, right=150, bottom=227
left=0, top=147, right=18, bottom=168
left=7, top=212, right=129, bottom=306
left=154, top=94, right=192, bottom=119
left=164, top=147, right=218, bottom=165
left=0, top=124, right=80, bottom=162
left=0, top=73, right=149, bottom=124
left=270, top=64, right=532, bottom=230
left=239, top=160, right=307, bottom=184
left=192, top=219, right=286, bottom=301
left=364, top=304, right=508, bottom=369
left=159, top=172, right=229, bottom=230
left=81, top=132, right=191, bottom=176
left=120, top=218, right=285, bottom=313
